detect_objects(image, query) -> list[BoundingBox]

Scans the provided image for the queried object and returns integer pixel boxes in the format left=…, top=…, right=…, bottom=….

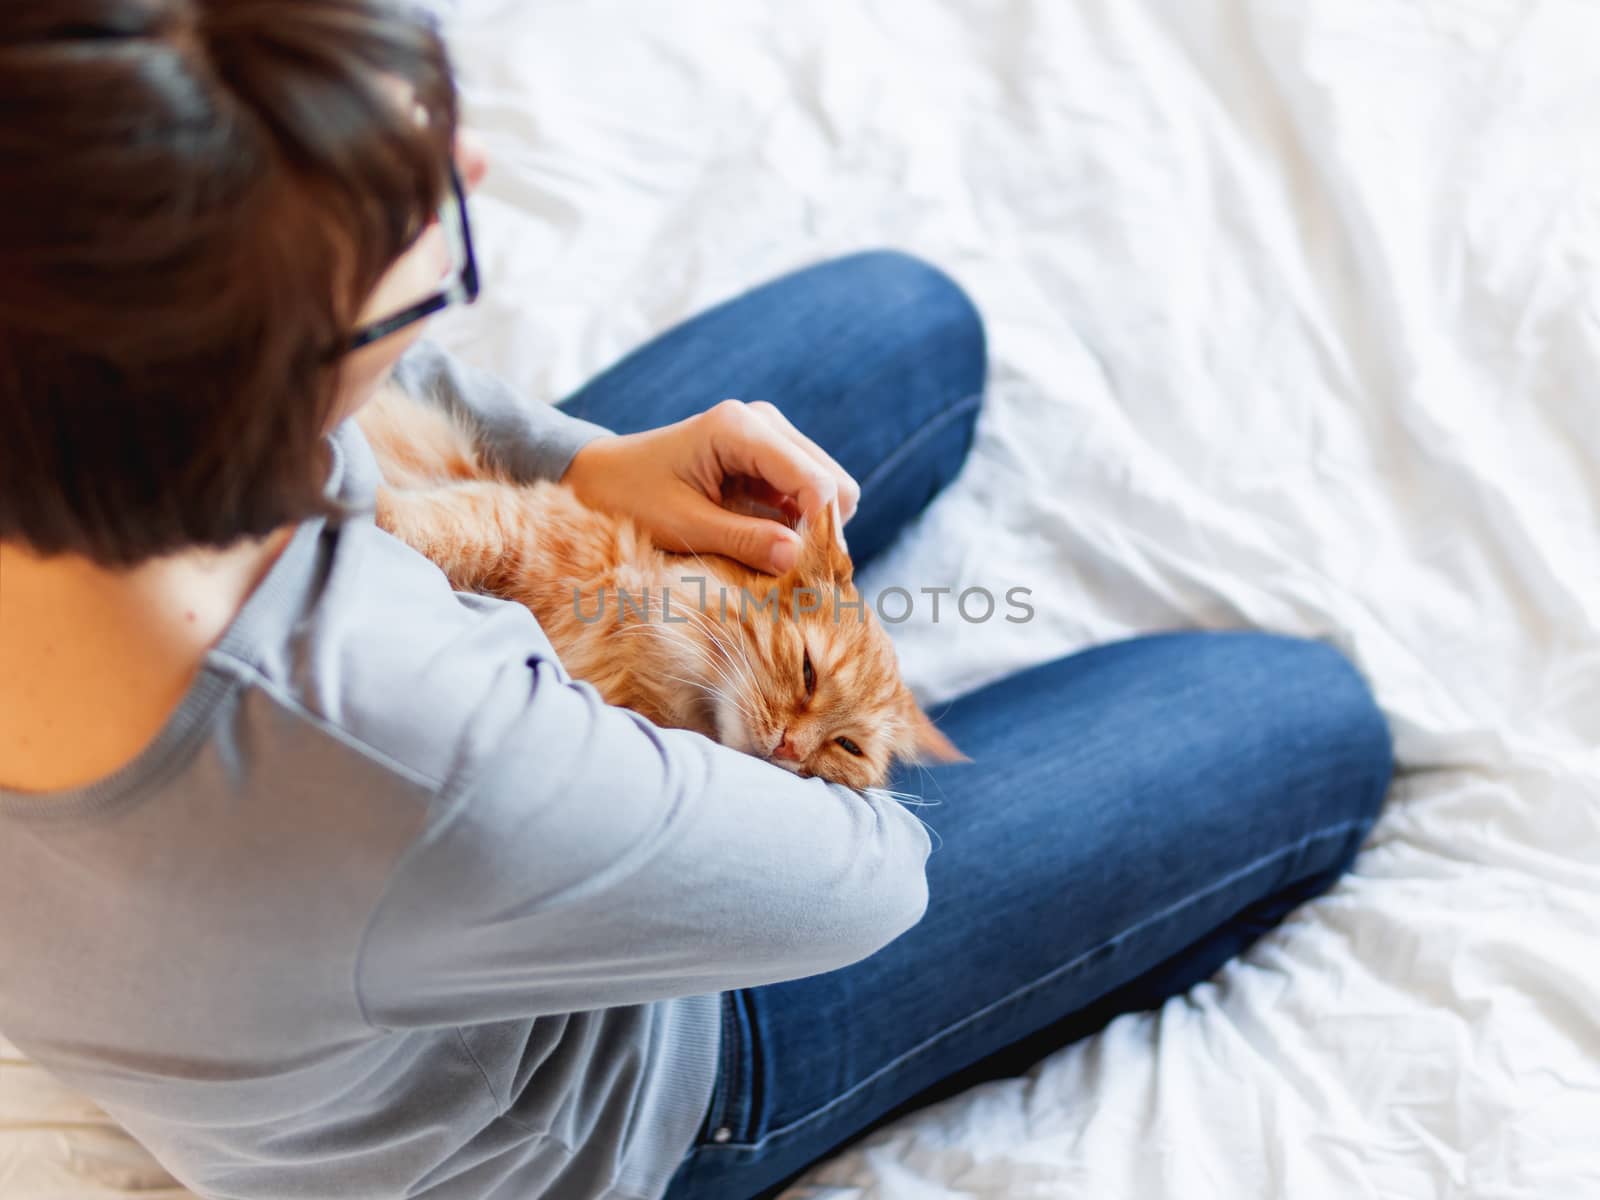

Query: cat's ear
left=905, top=706, right=968, bottom=765
left=794, top=500, right=853, bottom=584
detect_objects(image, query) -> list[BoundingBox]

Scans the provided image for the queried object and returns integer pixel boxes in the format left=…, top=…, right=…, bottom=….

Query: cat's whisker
left=651, top=668, right=763, bottom=734
left=650, top=669, right=734, bottom=710
left=679, top=616, right=765, bottom=716
left=663, top=600, right=749, bottom=680
left=611, top=616, right=765, bottom=727
left=865, top=795, right=944, bottom=854
left=868, top=787, right=942, bottom=809
left=676, top=605, right=759, bottom=704
left=641, top=592, right=766, bottom=720
left=607, top=618, right=764, bottom=735
left=915, top=760, right=952, bottom=810
left=689, top=671, right=762, bottom=726
left=624, top=581, right=744, bottom=678
left=610, top=622, right=757, bottom=717
left=706, top=685, right=764, bottom=735
left=653, top=618, right=761, bottom=714
left=642, top=650, right=759, bottom=729
left=670, top=552, right=763, bottom=681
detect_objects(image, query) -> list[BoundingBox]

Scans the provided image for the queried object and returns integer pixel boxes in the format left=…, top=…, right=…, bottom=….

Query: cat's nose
left=772, top=731, right=802, bottom=762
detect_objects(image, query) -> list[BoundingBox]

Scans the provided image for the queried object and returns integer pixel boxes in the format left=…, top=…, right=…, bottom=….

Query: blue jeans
left=559, top=251, right=1395, bottom=1200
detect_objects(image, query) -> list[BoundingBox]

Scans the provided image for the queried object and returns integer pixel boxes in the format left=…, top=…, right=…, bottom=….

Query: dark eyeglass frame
left=344, top=165, right=481, bottom=355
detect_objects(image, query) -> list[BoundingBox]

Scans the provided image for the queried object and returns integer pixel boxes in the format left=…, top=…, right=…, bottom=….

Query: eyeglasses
left=345, top=164, right=481, bottom=354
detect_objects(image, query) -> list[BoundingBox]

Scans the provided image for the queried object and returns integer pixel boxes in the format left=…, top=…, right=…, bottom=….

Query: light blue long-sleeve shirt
left=0, top=345, right=932, bottom=1199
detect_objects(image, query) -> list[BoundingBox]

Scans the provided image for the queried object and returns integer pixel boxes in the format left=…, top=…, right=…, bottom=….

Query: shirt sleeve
left=355, top=650, right=933, bottom=1027
left=391, top=340, right=613, bottom=483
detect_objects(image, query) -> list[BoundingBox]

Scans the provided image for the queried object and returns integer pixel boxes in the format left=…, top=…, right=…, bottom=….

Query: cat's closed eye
left=835, top=736, right=863, bottom=757
left=802, top=648, right=816, bottom=697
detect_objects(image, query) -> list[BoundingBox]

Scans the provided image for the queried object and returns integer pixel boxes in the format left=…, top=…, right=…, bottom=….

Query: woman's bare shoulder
left=0, top=531, right=290, bottom=793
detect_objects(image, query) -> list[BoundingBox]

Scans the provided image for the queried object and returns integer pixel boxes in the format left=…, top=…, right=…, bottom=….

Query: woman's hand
left=562, top=399, right=860, bottom=574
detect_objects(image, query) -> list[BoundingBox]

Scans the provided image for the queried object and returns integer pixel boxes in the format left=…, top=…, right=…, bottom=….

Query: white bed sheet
left=5, top=1, right=1599, bottom=1196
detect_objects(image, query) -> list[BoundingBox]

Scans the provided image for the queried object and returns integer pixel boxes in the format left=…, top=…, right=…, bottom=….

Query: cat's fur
left=358, top=389, right=961, bottom=789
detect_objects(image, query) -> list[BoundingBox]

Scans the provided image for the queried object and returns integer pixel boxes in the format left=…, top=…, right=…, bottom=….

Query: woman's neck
left=0, top=530, right=293, bottom=793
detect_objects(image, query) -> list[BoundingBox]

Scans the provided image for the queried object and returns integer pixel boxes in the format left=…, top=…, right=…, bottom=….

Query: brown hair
left=0, top=0, right=457, bottom=565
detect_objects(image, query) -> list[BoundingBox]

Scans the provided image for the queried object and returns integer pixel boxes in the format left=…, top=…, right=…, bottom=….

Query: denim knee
left=821, top=249, right=989, bottom=408
left=1234, top=632, right=1394, bottom=831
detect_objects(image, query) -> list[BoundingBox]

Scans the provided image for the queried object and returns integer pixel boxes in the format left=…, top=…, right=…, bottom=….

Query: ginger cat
left=358, top=390, right=962, bottom=790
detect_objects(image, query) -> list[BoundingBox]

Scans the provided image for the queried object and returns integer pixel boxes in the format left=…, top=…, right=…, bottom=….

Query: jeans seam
left=700, top=815, right=1370, bottom=1153
left=855, top=392, right=984, bottom=498
left=698, top=991, right=738, bottom=1144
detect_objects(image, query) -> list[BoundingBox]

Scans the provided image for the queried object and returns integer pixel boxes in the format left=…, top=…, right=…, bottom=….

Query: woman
left=0, top=4, right=1393, bottom=1199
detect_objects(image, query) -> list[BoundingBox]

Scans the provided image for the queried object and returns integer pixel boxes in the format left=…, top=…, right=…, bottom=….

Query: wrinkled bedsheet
left=5, top=1, right=1599, bottom=1196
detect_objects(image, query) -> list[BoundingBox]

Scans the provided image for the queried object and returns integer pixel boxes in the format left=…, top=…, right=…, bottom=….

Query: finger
left=746, top=401, right=861, bottom=523
left=703, top=401, right=838, bottom=520
left=667, top=491, right=802, bottom=574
